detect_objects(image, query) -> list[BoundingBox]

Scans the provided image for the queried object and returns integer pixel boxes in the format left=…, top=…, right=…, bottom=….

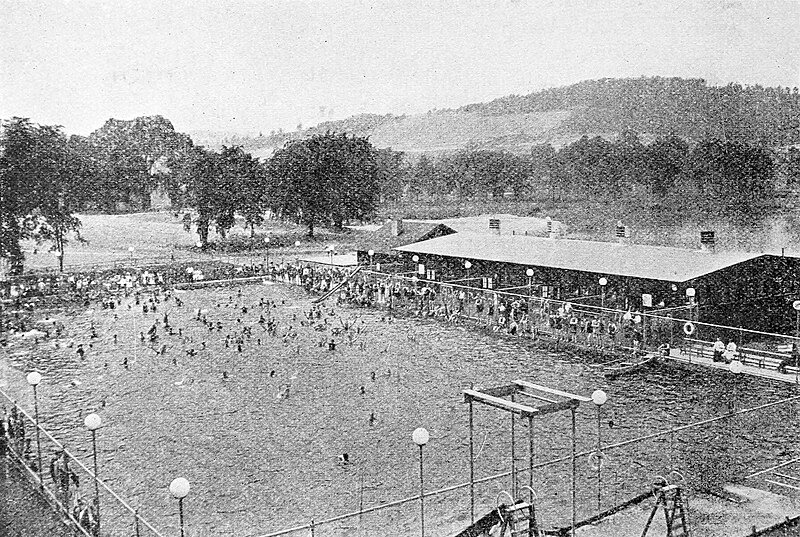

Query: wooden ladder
left=641, top=484, right=689, bottom=537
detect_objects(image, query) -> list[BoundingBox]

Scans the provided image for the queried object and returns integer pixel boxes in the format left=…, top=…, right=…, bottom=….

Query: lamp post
left=55, top=250, right=63, bottom=272
left=729, top=360, right=743, bottom=459
left=591, top=389, right=607, bottom=514
left=686, top=288, right=696, bottom=322
left=526, top=268, right=534, bottom=296
left=264, top=237, right=270, bottom=269
left=412, top=427, right=429, bottom=537
left=729, top=359, right=743, bottom=411
left=128, top=246, right=134, bottom=262
left=26, top=372, right=43, bottom=487
left=464, top=261, right=472, bottom=287
left=327, top=245, right=335, bottom=266
left=793, top=301, right=800, bottom=338
left=598, top=278, right=607, bottom=309
left=368, top=249, right=375, bottom=270
left=169, top=477, right=190, bottom=537
left=294, top=240, right=301, bottom=264
left=85, top=413, right=102, bottom=533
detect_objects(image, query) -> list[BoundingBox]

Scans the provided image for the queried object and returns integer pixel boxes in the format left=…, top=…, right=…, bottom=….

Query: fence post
left=134, top=508, right=141, bottom=537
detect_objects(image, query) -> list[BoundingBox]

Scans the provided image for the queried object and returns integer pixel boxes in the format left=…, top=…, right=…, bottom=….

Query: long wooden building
left=393, top=233, right=800, bottom=333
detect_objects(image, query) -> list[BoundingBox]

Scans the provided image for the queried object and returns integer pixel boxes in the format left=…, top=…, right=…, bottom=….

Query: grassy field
left=20, top=212, right=367, bottom=272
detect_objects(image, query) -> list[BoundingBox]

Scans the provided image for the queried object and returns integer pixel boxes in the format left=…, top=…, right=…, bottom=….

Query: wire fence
left=353, top=269, right=800, bottom=358
left=0, top=386, right=166, bottom=537
left=245, top=393, right=800, bottom=537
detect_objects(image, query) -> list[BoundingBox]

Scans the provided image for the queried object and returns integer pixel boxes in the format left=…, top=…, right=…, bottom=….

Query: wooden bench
left=738, top=346, right=800, bottom=376
left=680, top=338, right=711, bottom=360
left=681, top=338, right=800, bottom=375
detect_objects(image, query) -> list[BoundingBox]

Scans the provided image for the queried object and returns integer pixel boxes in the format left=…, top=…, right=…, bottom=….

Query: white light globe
left=26, top=372, right=42, bottom=386
left=368, top=249, right=375, bottom=257
left=526, top=269, right=534, bottom=277
left=464, top=261, right=472, bottom=270
left=412, top=255, right=419, bottom=263
left=598, top=277, right=607, bottom=286
left=591, top=389, right=608, bottom=406
left=264, top=237, right=270, bottom=244
left=730, top=360, right=744, bottom=375
left=84, top=413, right=102, bottom=431
left=295, top=241, right=301, bottom=247
left=128, top=246, right=135, bottom=252
left=412, top=427, right=430, bottom=446
left=169, top=477, right=190, bottom=499
left=685, top=288, right=696, bottom=298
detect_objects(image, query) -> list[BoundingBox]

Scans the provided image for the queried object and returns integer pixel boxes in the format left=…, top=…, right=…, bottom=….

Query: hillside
left=230, top=77, right=800, bottom=157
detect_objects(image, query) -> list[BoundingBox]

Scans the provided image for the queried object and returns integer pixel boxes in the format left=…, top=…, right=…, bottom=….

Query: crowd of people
left=251, top=262, right=665, bottom=359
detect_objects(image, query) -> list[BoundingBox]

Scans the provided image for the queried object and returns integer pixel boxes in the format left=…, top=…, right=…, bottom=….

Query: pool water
left=2, top=281, right=798, bottom=536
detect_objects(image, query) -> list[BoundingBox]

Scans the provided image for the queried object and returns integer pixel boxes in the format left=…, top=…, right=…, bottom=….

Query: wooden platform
left=575, top=485, right=800, bottom=537
left=666, top=348, right=800, bottom=384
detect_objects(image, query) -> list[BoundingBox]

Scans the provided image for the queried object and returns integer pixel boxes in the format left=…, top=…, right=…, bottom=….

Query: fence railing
left=349, top=269, right=800, bottom=357
left=0, top=386, right=166, bottom=537
left=249, top=389, right=800, bottom=537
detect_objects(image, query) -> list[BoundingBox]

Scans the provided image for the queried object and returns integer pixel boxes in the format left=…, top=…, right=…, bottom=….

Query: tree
left=642, top=136, right=689, bottom=197
left=409, top=155, right=436, bottom=200
left=180, top=148, right=232, bottom=248
left=688, top=140, right=775, bottom=219
left=0, top=118, right=83, bottom=273
left=32, top=126, right=87, bottom=271
left=530, top=144, right=558, bottom=201
left=1, top=118, right=40, bottom=273
left=87, top=116, right=194, bottom=211
left=267, top=133, right=382, bottom=237
left=374, top=148, right=407, bottom=204
left=231, top=148, right=269, bottom=237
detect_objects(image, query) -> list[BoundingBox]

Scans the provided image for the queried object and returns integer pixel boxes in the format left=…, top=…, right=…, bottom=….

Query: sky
left=1, top=0, right=798, bottom=136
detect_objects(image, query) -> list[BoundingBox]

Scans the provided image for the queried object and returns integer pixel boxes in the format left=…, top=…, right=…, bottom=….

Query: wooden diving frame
left=463, top=380, right=588, bottom=537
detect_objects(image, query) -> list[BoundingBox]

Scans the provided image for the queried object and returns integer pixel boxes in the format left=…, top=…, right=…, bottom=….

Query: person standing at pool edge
left=713, top=337, right=725, bottom=362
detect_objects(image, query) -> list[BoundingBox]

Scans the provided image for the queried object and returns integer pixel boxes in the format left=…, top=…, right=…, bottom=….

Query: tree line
left=1, top=113, right=793, bottom=274
left=395, top=132, right=783, bottom=219
left=0, top=117, right=384, bottom=273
